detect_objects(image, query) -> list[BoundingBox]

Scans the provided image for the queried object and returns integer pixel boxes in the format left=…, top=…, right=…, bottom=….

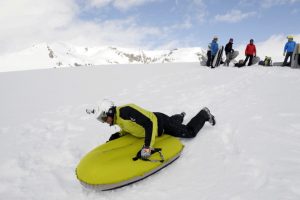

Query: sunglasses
left=97, top=111, right=108, bottom=123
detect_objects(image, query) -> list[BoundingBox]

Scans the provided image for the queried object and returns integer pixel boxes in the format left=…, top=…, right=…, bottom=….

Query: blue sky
left=0, top=0, right=299, bottom=53
left=75, top=0, right=300, bottom=48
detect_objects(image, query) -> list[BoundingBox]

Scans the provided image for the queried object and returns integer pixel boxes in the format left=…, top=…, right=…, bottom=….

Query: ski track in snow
left=0, top=64, right=300, bottom=200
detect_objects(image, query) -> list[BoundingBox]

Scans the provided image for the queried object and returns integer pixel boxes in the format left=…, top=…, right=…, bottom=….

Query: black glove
left=108, top=132, right=121, bottom=142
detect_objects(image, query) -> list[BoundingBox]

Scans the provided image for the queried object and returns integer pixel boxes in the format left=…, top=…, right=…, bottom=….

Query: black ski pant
left=206, top=51, right=212, bottom=67
left=283, top=52, right=293, bottom=66
left=154, top=110, right=209, bottom=138
left=244, top=55, right=253, bottom=66
left=224, top=52, right=232, bottom=66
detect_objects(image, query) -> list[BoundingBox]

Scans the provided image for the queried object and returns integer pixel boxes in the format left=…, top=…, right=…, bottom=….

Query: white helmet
left=87, top=99, right=115, bottom=122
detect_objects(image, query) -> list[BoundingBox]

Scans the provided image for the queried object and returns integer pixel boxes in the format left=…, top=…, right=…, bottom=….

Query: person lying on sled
left=87, top=99, right=216, bottom=159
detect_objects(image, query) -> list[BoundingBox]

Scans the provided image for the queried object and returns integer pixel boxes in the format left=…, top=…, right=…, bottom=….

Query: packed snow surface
left=0, top=63, right=300, bottom=200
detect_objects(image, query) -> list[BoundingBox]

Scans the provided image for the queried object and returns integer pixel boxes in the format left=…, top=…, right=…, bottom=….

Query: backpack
left=264, top=56, right=272, bottom=66
left=234, top=60, right=245, bottom=68
left=259, top=56, right=272, bottom=66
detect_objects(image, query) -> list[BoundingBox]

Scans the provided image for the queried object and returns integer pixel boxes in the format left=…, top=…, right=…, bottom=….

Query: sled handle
left=133, top=148, right=164, bottom=163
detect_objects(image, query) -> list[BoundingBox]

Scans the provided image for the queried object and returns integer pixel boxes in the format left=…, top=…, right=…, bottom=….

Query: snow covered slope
left=0, top=63, right=300, bottom=200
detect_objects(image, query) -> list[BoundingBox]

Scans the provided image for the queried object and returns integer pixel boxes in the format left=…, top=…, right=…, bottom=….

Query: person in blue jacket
left=210, top=36, right=219, bottom=68
left=283, top=36, right=296, bottom=66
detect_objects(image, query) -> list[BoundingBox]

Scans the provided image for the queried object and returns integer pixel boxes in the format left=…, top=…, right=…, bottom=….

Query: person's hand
left=141, top=146, right=152, bottom=159
left=107, top=132, right=121, bottom=142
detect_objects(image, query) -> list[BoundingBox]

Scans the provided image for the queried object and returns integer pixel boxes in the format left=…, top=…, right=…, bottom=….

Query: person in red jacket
left=243, top=39, right=256, bottom=66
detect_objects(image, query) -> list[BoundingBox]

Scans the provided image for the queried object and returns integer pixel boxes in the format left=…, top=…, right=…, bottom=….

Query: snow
left=1, top=62, right=300, bottom=200
left=0, top=43, right=205, bottom=72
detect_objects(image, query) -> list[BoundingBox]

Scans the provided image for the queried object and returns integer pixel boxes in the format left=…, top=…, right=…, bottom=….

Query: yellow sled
left=76, top=134, right=184, bottom=191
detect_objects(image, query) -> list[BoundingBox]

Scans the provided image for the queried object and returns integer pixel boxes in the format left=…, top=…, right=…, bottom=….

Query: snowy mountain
left=1, top=34, right=299, bottom=73
left=0, top=63, right=300, bottom=200
left=0, top=43, right=206, bottom=72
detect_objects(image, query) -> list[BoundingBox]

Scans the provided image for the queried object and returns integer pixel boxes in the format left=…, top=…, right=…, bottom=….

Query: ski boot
left=180, top=112, right=186, bottom=118
left=202, top=107, right=216, bottom=126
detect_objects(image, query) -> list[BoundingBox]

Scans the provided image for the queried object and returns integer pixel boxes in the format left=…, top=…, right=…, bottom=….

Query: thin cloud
left=0, top=0, right=163, bottom=54
left=86, top=0, right=159, bottom=11
left=239, top=0, right=300, bottom=8
left=261, top=0, right=300, bottom=7
left=214, top=10, right=256, bottom=23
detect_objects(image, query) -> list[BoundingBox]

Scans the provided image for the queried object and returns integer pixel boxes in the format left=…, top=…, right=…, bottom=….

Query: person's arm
left=283, top=43, right=288, bottom=55
left=119, top=106, right=158, bottom=147
left=107, top=131, right=128, bottom=142
left=225, top=44, right=230, bottom=53
left=245, top=45, right=248, bottom=55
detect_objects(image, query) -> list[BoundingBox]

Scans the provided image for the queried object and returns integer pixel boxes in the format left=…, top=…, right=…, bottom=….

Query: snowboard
left=251, top=56, right=260, bottom=65
left=273, top=62, right=283, bottom=66
left=291, top=43, right=300, bottom=68
left=229, top=51, right=239, bottom=60
left=212, top=46, right=224, bottom=68
left=76, top=134, right=183, bottom=191
left=224, top=51, right=239, bottom=66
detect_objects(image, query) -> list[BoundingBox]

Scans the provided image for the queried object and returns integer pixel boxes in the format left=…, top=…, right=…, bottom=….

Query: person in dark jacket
left=224, top=38, right=234, bottom=66
left=243, top=39, right=256, bottom=66
left=283, top=35, right=297, bottom=66
left=87, top=99, right=216, bottom=159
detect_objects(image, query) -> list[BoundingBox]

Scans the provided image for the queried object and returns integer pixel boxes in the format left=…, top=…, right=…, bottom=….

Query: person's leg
left=243, top=55, right=249, bottom=66
left=185, top=110, right=209, bottom=136
left=206, top=51, right=212, bottom=67
left=248, top=55, right=254, bottom=66
left=283, top=53, right=290, bottom=66
left=162, top=108, right=215, bottom=138
left=206, top=59, right=210, bottom=67
left=224, top=53, right=230, bottom=66
left=287, top=52, right=293, bottom=66
left=155, top=112, right=195, bottom=138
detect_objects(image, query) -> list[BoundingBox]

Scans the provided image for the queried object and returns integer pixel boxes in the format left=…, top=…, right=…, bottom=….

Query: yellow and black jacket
left=113, top=104, right=158, bottom=147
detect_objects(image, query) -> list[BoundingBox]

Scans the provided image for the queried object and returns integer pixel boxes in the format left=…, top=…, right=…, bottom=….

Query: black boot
left=170, top=112, right=186, bottom=124
left=202, top=107, right=216, bottom=126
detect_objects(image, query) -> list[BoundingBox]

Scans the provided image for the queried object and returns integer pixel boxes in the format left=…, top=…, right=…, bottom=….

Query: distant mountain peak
left=0, top=43, right=205, bottom=72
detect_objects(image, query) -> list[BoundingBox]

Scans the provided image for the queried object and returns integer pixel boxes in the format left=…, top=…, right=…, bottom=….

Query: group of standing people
left=206, top=36, right=257, bottom=67
left=206, top=35, right=297, bottom=67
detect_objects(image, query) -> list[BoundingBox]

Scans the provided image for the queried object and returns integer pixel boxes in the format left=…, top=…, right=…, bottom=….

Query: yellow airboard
left=76, top=134, right=184, bottom=190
